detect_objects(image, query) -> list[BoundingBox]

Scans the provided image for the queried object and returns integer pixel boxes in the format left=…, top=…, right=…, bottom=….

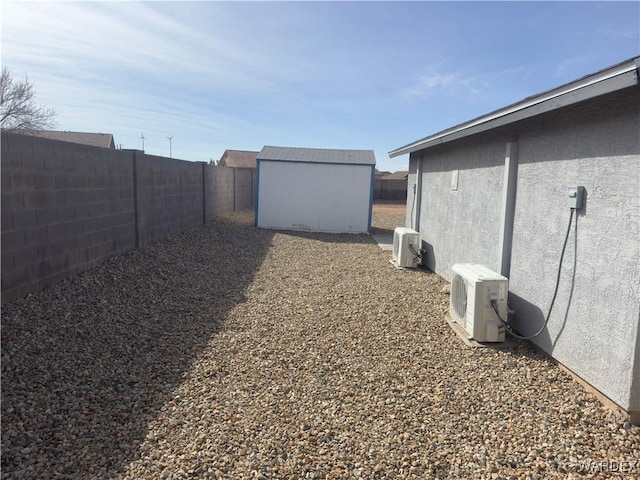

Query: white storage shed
left=255, top=146, right=376, bottom=233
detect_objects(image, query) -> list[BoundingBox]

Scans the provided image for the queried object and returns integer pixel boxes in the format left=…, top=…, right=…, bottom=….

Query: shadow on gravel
left=273, top=229, right=376, bottom=245
left=1, top=213, right=274, bottom=478
left=369, top=226, right=394, bottom=237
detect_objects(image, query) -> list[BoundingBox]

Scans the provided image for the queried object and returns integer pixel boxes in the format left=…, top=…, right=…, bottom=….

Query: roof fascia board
left=257, top=158, right=374, bottom=167
left=389, top=59, right=639, bottom=158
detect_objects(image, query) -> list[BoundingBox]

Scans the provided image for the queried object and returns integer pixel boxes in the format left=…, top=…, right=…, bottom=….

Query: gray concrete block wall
left=205, top=165, right=235, bottom=220
left=374, top=179, right=407, bottom=201
left=2, top=132, right=255, bottom=302
left=1, top=132, right=136, bottom=302
left=235, top=168, right=254, bottom=211
left=135, top=154, right=204, bottom=248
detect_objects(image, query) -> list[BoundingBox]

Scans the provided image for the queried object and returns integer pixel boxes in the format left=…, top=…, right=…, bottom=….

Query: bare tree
left=0, top=66, right=56, bottom=132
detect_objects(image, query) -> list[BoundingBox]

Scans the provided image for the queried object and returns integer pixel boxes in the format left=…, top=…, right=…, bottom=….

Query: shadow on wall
left=420, top=240, right=436, bottom=272
left=1, top=214, right=274, bottom=478
left=507, top=291, right=548, bottom=342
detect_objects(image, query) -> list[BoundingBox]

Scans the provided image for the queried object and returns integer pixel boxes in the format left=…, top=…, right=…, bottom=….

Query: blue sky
left=2, top=1, right=638, bottom=172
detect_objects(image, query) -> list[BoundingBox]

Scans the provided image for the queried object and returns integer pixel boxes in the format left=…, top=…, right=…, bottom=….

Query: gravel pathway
left=2, top=207, right=638, bottom=479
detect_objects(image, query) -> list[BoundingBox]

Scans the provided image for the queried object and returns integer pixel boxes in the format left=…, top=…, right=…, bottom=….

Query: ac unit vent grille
left=393, top=233, right=401, bottom=261
left=451, top=274, right=467, bottom=321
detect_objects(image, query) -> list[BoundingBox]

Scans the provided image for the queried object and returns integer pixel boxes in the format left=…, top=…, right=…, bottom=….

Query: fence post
left=251, top=170, right=255, bottom=207
left=202, top=162, right=207, bottom=225
left=132, top=150, right=140, bottom=248
left=233, top=167, right=237, bottom=212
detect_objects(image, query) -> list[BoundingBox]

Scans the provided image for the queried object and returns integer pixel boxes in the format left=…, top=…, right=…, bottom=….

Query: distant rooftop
left=258, top=146, right=376, bottom=165
left=382, top=170, right=409, bottom=180
left=32, top=130, right=115, bottom=149
left=219, top=149, right=259, bottom=169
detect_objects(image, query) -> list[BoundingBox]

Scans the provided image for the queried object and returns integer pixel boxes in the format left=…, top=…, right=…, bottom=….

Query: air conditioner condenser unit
left=450, top=263, right=508, bottom=343
left=392, top=227, right=420, bottom=268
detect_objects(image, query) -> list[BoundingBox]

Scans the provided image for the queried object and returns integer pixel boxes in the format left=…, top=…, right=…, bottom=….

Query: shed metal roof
left=389, top=56, right=640, bottom=158
left=258, top=146, right=376, bottom=165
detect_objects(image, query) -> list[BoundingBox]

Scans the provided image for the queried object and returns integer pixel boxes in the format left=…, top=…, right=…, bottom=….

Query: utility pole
left=139, top=132, right=146, bottom=152
left=166, top=136, right=174, bottom=158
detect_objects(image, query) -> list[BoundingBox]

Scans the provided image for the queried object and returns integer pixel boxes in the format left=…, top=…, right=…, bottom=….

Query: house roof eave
left=389, top=56, right=640, bottom=158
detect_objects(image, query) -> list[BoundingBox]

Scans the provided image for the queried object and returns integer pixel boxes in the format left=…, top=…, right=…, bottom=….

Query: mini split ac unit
left=392, top=227, right=420, bottom=268
left=450, top=264, right=508, bottom=343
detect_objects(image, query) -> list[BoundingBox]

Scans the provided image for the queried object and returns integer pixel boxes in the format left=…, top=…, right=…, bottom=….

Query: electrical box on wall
left=451, top=170, right=459, bottom=191
left=567, top=186, right=585, bottom=209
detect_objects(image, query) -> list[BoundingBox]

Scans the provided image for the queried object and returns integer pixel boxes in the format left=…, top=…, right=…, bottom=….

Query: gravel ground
left=2, top=206, right=638, bottom=479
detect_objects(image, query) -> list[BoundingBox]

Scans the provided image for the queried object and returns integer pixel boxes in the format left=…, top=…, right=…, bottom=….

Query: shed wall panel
left=257, top=161, right=372, bottom=233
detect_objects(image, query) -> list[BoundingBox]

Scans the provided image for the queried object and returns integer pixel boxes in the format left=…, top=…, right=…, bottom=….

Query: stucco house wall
left=397, top=59, right=639, bottom=420
left=509, top=88, right=640, bottom=415
left=407, top=135, right=507, bottom=278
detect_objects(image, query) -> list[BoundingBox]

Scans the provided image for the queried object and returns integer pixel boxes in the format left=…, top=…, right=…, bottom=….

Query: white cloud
left=0, top=1, right=315, bottom=158
left=401, top=66, right=531, bottom=100
left=3, top=1, right=635, bottom=173
left=553, top=55, right=593, bottom=79
left=2, top=2, right=317, bottom=96
left=401, top=72, right=464, bottom=98
left=597, top=26, right=638, bottom=40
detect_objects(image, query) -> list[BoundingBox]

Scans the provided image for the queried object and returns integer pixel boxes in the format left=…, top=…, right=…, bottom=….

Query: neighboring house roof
left=258, top=146, right=376, bottom=165
left=33, top=130, right=116, bottom=149
left=218, top=149, right=259, bottom=168
left=382, top=170, right=409, bottom=180
left=389, top=56, right=640, bottom=157
left=375, top=168, right=391, bottom=178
